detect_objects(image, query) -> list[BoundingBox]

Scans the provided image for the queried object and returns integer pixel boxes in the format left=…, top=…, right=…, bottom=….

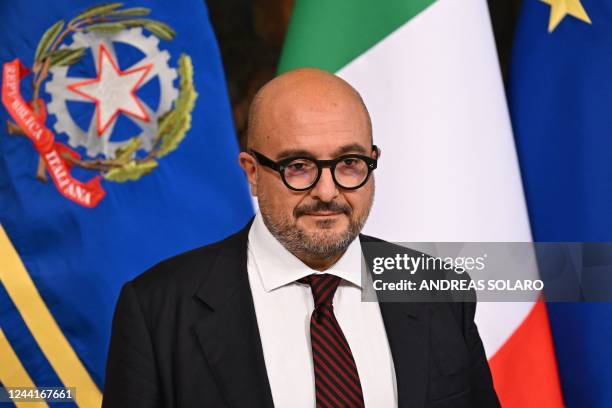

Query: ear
left=239, top=151, right=258, bottom=196
left=373, top=145, right=381, bottom=159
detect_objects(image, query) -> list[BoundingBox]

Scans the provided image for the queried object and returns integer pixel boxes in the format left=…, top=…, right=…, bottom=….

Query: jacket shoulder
left=360, top=233, right=470, bottom=320
left=359, top=233, right=385, bottom=243
left=359, top=233, right=424, bottom=256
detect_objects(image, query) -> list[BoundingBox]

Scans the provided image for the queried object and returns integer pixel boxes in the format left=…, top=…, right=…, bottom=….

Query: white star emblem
left=67, top=44, right=152, bottom=136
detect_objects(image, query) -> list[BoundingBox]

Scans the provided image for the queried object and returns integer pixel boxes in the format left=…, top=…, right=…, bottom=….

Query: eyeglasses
left=249, top=145, right=378, bottom=191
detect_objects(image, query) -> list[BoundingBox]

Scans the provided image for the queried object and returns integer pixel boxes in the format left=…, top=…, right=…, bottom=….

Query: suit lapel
left=360, top=234, right=431, bottom=408
left=192, top=222, right=274, bottom=408
left=378, top=301, right=430, bottom=408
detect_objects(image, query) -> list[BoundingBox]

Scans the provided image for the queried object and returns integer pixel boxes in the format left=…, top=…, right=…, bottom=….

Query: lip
left=304, top=212, right=343, bottom=217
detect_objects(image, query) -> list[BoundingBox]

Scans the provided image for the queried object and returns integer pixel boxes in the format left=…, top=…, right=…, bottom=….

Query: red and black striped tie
left=299, top=273, right=365, bottom=408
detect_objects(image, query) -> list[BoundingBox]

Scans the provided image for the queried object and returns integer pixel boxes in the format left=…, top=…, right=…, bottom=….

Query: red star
left=67, top=44, right=152, bottom=136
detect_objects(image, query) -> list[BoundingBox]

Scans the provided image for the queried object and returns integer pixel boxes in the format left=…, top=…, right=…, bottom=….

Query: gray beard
left=261, top=213, right=364, bottom=259
left=258, top=183, right=374, bottom=261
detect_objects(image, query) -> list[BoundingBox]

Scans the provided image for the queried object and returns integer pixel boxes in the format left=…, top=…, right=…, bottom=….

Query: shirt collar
left=248, top=211, right=363, bottom=292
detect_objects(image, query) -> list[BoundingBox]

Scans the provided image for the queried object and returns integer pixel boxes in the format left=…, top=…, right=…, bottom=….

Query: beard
left=259, top=195, right=373, bottom=259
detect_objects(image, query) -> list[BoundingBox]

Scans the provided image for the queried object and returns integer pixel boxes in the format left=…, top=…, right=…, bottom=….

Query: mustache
left=294, top=201, right=352, bottom=218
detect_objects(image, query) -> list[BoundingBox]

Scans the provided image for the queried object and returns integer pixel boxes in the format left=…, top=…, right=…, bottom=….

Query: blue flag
left=0, top=1, right=252, bottom=405
left=510, top=0, right=612, bottom=406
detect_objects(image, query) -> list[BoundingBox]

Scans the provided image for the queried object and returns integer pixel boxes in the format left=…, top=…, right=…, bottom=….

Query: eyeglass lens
left=283, top=157, right=369, bottom=189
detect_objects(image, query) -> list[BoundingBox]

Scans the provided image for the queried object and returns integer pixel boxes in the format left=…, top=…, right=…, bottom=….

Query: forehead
left=254, top=89, right=371, bottom=158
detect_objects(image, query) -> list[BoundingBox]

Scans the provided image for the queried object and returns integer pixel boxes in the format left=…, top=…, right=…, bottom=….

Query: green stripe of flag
left=278, top=0, right=436, bottom=74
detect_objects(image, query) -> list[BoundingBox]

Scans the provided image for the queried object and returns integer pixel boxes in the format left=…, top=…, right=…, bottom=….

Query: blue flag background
left=0, top=0, right=252, bottom=404
left=511, top=0, right=612, bottom=406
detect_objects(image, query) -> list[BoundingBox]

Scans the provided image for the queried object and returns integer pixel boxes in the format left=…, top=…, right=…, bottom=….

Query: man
left=102, top=68, right=500, bottom=407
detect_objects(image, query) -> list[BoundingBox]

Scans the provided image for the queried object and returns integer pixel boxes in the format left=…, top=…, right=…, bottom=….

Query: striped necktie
left=298, top=273, right=365, bottom=407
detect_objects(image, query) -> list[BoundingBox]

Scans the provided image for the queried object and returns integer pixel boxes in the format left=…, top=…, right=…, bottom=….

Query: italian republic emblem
left=1, top=3, right=197, bottom=207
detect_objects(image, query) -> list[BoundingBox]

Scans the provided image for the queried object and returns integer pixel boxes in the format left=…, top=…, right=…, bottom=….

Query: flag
left=510, top=0, right=612, bottom=406
left=279, top=0, right=563, bottom=406
left=0, top=1, right=252, bottom=406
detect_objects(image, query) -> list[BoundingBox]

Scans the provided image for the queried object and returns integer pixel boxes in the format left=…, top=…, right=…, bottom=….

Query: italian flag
left=278, top=0, right=563, bottom=406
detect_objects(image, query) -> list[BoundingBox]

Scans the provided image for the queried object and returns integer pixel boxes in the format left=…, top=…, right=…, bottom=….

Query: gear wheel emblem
left=46, top=27, right=179, bottom=158
left=2, top=3, right=197, bottom=207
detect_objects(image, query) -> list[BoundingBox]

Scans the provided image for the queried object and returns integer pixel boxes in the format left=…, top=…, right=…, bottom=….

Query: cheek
left=344, top=184, right=374, bottom=215
left=257, top=178, right=302, bottom=218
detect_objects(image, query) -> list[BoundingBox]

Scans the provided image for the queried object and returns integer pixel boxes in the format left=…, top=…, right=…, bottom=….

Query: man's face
left=241, top=84, right=376, bottom=259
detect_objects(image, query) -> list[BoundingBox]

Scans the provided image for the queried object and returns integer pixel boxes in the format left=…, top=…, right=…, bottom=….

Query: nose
left=309, top=167, right=339, bottom=202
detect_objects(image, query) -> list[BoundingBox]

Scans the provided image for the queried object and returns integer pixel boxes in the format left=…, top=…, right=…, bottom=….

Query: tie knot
left=298, top=273, right=341, bottom=306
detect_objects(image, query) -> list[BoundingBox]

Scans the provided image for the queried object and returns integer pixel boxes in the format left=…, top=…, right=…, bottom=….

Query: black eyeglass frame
left=249, top=145, right=379, bottom=191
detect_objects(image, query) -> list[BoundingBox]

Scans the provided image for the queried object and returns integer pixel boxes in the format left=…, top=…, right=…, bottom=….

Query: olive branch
left=6, top=2, right=196, bottom=183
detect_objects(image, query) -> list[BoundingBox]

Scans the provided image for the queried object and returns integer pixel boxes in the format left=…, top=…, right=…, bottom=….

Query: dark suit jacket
left=102, top=220, right=500, bottom=408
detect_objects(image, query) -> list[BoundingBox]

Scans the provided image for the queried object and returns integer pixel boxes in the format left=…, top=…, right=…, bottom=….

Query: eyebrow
left=275, top=143, right=370, bottom=160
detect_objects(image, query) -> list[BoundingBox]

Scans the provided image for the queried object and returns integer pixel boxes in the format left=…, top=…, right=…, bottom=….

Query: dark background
left=206, top=0, right=523, bottom=146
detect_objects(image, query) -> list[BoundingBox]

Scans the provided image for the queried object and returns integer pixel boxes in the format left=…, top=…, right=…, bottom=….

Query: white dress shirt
left=247, top=211, right=398, bottom=407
